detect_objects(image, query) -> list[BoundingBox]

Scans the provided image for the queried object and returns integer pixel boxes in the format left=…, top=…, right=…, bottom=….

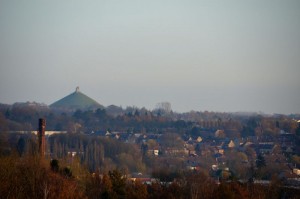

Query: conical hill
left=50, top=87, right=103, bottom=111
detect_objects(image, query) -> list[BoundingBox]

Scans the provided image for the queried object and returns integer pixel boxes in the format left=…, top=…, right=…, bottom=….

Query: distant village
left=1, top=88, right=300, bottom=189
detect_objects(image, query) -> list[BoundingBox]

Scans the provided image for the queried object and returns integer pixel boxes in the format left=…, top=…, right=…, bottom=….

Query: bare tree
left=155, top=102, right=172, bottom=114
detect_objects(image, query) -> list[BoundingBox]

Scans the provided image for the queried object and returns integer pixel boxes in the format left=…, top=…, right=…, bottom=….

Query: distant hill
left=50, top=87, right=104, bottom=111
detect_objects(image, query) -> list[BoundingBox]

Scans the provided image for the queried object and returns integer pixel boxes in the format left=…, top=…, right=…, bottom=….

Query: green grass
left=50, top=91, right=103, bottom=110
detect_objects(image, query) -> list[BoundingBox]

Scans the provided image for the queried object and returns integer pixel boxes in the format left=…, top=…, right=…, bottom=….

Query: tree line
left=1, top=103, right=299, bottom=138
left=1, top=154, right=300, bottom=199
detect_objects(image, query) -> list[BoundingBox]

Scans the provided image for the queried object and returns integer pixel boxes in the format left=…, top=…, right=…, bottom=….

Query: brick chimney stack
left=38, top=118, right=46, bottom=157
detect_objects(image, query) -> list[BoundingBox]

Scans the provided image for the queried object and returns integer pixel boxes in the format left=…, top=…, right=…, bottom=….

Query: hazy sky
left=0, top=0, right=299, bottom=114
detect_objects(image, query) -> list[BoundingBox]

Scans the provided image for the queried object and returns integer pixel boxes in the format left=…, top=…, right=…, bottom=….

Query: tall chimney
left=38, top=118, right=46, bottom=157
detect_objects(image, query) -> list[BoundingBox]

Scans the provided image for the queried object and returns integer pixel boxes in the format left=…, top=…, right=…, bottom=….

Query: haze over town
left=0, top=0, right=300, bottom=114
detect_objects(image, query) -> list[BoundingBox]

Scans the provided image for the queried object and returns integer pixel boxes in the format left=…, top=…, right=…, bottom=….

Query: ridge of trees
left=1, top=103, right=299, bottom=137
left=1, top=154, right=299, bottom=198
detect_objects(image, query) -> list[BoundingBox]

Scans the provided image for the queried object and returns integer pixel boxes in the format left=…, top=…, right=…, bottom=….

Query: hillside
left=50, top=87, right=103, bottom=111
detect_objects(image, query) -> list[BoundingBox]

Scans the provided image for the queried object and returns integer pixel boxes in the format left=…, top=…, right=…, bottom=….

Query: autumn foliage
left=1, top=153, right=300, bottom=198
left=0, top=155, right=85, bottom=199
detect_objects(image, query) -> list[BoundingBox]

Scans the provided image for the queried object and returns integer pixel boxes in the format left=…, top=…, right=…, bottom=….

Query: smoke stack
left=38, top=118, right=46, bottom=157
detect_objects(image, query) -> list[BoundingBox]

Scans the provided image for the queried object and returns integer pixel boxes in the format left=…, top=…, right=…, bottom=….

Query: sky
left=0, top=0, right=300, bottom=114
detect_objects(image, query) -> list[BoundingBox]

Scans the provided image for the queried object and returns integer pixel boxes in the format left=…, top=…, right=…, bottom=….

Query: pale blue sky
left=0, top=0, right=299, bottom=114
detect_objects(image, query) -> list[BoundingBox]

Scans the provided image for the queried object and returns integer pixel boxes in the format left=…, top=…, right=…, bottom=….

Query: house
left=211, top=164, right=218, bottom=171
left=213, top=147, right=224, bottom=155
left=256, top=142, right=274, bottom=154
left=147, top=149, right=160, bottom=156
left=279, top=170, right=300, bottom=187
left=130, top=173, right=154, bottom=185
left=293, top=168, right=300, bottom=176
left=215, top=130, right=225, bottom=138
left=164, top=148, right=188, bottom=156
left=196, top=136, right=203, bottom=142
left=228, top=140, right=235, bottom=148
